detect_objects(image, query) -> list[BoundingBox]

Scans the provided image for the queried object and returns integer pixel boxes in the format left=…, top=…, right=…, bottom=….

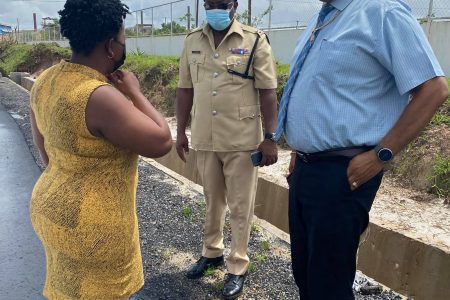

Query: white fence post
left=426, top=0, right=435, bottom=39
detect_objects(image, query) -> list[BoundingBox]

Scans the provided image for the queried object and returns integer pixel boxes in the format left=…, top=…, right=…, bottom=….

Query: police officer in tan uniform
left=176, top=0, right=278, bottom=298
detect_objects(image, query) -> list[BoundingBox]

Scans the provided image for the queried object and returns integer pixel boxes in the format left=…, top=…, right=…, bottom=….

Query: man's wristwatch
left=374, top=145, right=394, bottom=162
left=264, top=132, right=276, bottom=143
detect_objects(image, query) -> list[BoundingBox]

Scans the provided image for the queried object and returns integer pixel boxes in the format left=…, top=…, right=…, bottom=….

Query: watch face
left=378, top=148, right=393, bottom=162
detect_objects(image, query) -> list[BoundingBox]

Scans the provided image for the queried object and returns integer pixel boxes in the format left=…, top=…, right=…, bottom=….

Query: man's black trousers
left=288, top=156, right=383, bottom=300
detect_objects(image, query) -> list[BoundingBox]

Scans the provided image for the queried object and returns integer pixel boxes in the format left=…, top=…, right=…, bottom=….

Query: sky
left=0, top=0, right=448, bottom=31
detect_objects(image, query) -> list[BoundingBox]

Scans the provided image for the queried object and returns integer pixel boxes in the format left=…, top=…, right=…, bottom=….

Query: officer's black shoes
left=186, top=256, right=224, bottom=279
left=222, top=273, right=246, bottom=300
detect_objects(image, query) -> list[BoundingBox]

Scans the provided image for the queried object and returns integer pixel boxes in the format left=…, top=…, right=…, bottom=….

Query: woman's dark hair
left=59, top=0, right=129, bottom=55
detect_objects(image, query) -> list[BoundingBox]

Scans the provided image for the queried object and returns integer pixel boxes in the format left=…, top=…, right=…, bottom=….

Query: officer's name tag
left=230, top=48, right=249, bottom=55
left=192, top=50, right=201, bottom=54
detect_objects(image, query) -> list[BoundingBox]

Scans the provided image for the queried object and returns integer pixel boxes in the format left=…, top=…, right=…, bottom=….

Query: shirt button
left=212, top=110, right=218, bottom=116
left=212, top=91, right=217, bottom=96
left=214, top=53, right=219, bottom=58
left=213, top=72, right=219, bottom=78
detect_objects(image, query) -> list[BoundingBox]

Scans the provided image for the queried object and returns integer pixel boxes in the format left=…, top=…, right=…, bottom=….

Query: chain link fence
left=10, top=0, right=450, bottom=43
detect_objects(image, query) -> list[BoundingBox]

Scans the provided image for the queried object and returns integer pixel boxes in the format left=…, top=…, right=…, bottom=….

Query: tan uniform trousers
left=196, top=150, right=258, bottom=275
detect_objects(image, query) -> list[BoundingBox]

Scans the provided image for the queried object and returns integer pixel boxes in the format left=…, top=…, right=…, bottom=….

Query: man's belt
left=296, top=146, right=374, bottom=163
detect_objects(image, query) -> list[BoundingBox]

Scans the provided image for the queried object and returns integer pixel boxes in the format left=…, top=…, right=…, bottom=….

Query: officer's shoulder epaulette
left=241, top=24, right=267, bottom=39
left=186, top=26, right=203, bottom=37
left=240, top=23, right=258, bottom=34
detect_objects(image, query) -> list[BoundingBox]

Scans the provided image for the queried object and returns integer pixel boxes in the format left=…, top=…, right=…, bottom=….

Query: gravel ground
left=0, top=76, right=408, bottom=300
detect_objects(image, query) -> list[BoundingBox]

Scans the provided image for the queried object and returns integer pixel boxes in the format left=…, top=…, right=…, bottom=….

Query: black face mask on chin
left=112, top=40, right=126, bottom=72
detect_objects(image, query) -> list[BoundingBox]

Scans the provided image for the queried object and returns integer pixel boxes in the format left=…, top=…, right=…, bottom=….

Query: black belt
left=296, top=146, right=374, bottom=163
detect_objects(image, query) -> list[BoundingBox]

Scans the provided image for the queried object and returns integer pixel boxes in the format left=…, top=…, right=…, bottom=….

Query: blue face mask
left=206, top=9, right=232, bottom=31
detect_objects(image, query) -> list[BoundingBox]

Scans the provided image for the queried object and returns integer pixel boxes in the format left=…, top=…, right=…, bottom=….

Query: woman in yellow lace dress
left=29, top=1, right=172, bottom=299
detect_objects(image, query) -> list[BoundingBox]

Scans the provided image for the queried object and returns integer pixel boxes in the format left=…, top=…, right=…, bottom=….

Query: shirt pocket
left=189, top=54, right=205, bottom=83
left=239, top=105, right=261, bottom=120
left=226, top=55, right=251, bottom=82
left=314, top=39, right=358, bottom=82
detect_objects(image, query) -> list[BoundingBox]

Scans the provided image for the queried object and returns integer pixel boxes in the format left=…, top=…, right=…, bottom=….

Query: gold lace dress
left=30, top=61, right=144, bottom=299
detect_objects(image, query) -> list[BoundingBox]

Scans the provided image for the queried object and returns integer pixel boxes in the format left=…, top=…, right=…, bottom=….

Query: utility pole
left=195, top=0, right=199, bottom=27
left=187, top=6, right=191, bottom=30
left=248, top=0, right=252, bottom=26
left=33, top=13, right=37, bottom=32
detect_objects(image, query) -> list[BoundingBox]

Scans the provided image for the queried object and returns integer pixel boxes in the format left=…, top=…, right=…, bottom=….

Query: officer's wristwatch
left=374, top=145, right=393, bottom=163
left=264, top=132, right=277, bottom=143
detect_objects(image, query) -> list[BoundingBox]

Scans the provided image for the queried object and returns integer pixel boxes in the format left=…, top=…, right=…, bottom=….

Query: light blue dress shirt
left=284, top=0, right=445, bottom=153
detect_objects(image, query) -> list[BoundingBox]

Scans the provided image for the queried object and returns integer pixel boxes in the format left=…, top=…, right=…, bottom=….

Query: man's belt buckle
left=297, top=152, right=309, bottom=163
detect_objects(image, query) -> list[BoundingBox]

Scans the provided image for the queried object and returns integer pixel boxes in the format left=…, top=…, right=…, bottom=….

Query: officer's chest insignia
left=229, top=48, right=249, bottom=55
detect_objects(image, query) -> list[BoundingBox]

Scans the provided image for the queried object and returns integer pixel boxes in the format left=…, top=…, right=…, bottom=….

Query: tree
left=153, top=21, right=188, bottom=36
left=180, top=12, right=195, bottom=30
left=236, top=4, right=273, bottom=28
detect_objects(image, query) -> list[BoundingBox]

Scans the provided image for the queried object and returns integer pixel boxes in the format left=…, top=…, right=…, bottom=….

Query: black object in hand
left=251, top=151, right=263, bottom=167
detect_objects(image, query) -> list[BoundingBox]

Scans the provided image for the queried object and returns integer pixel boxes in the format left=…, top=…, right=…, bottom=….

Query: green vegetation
left=247, top=262, right=256, bottom=274
left=430, top=157, right=450, bottom=199
left=261, top=240, right=271, bottom=252
left=203, top=266, right=217, bottom=277
left=251, top=222, right=261, bottom=234
left=256, top=253, right=266, bottom=263
left=162, top=248, right=175, bottom=260
left=214, top=281, right=225, bottom=291
left=431, top=113, right=450, bottom=126
left=182, top=205, right=192, bottom=218
left=124, top=53, right=179, bottom=115
left=0, top=42, right=70, bottom=75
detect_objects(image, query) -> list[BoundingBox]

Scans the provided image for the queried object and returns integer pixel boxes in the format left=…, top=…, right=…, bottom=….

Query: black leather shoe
left=222, top=273, right=246, bottom=300
left=186, top=256, right=224, bottom=279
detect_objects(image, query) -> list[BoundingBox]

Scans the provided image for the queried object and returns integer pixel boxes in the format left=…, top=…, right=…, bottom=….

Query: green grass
left=431, top=113, right=450, bottom=126
left=430, top=156, right=450, bottom=199
left=0, top=42, right=70, bottom=75
left=0, top=44, right=32, bottom=74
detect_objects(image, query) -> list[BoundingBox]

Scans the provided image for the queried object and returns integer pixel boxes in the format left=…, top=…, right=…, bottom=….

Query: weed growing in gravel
left=214, top=281, right=225, bottom=291
left=251, top=222, right=261, bottom=234
left=203, top=266, right=217, bottom=277
left=256, top=254, right=266, bottom=263
left=162, top=248, right=175, bottom=260
left=247, top=262, right=256, bottom=274
left=182, top=205, right=192, bottom=218
left=196, top=201, right=206, bottom=219
left=261, top=240, right=271, bottom=252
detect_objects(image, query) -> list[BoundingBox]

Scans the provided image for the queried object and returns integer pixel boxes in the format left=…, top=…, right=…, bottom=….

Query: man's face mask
left=205, top=1, right=234, bottom=31
left=111, top=39, right=126, bottom=72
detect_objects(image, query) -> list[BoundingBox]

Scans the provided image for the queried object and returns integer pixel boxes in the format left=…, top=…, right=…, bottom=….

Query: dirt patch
left=391, top=124, right=450, bottom=200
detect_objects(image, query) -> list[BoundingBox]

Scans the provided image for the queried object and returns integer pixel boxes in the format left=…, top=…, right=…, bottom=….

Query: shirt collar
left=329, top=0, right=353, bottom=11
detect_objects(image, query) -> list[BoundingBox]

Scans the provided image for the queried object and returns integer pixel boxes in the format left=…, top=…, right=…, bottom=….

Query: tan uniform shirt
left=178, top=20, right=278, bottom=151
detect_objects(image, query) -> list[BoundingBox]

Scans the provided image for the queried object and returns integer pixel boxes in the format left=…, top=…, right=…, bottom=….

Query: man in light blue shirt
left=277, top=0, right=449, bottom=299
